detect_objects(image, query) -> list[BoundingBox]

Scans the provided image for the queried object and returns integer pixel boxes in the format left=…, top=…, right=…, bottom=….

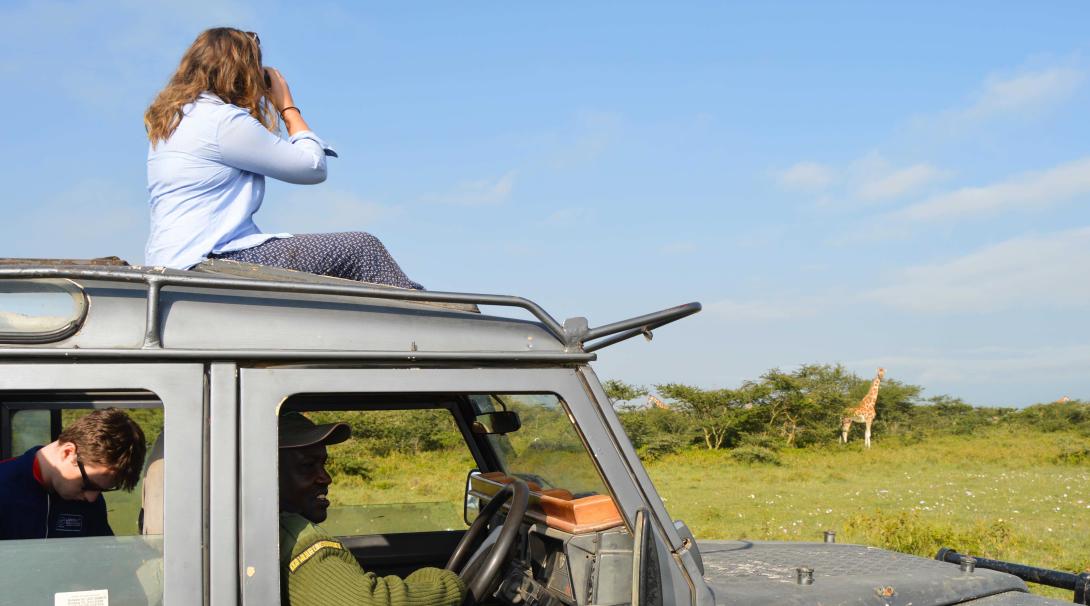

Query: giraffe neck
left=856, top=376, right=881, bottom=415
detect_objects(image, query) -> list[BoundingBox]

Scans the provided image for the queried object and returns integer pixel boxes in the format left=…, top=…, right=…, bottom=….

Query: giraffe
left=840, top=367, right=885, bottom=448
left=1057, top=396, right=1071, bottom=403
left=647, top=395, right=670, bottom=410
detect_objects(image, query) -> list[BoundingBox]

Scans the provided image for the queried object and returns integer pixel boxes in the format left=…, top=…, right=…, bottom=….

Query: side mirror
left=471, top=411, right=521, bottom=435
left=464, top=469, right=481, bottom=525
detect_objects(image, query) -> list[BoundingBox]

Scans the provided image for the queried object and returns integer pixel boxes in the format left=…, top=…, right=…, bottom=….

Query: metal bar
left=582, top=302, right=701, bottom=344
left=0, top=267, right=568, bottom=342
left=0, top=347, right=596, bottom=362
left=583, top=315, right=689, bottom=353
left=584, top=328, right=647, bottom=353
left=143, top=276, right=162, bottom=349
left=936, top=548, right=1088, bottom=602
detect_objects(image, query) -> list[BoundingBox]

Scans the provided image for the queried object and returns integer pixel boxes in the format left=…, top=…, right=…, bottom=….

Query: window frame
left=238, top=366, right=647, bottom=606
left=0, top=363, right=205, bottom=606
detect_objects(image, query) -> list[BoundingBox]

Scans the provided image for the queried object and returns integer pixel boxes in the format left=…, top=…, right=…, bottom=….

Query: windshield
left=472, top=394, right=607, bottom=498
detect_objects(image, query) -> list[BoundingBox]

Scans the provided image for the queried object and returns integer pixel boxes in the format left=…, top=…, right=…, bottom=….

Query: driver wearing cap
left=278, top=412, right=466, bottom=606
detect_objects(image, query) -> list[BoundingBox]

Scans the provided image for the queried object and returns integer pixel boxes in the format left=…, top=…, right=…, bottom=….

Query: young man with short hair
left=278, top=412, right=466, bottom=606
left=0, top=408, right=147, bottom=540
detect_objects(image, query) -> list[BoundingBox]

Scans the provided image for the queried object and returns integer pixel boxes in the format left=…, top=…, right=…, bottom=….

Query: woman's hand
left=263, top=66, right=295, bottom=112
left=263, top=66, right=310, bottom=136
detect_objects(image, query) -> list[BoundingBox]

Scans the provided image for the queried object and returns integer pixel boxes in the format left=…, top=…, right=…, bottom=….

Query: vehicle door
left=0, top=362, right=204, bottom=606
left=237, top=366, right=693, bottom=606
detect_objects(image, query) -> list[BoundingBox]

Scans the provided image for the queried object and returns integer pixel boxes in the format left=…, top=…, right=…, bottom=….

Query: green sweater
left=279, top=513, right=467, bottom=606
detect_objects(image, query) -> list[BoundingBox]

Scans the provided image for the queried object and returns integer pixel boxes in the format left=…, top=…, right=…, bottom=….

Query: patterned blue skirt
left=213, top=232, right=424, bottom=290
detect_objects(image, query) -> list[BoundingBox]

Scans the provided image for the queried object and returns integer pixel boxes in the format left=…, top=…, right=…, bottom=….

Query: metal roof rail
left=0, top=265, right=699, bottom=352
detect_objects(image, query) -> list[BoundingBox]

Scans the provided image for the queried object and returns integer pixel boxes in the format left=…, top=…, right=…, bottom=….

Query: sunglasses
left=247, top=31, right=261, bottom=46
left=77, top=457, right=120, bottom=493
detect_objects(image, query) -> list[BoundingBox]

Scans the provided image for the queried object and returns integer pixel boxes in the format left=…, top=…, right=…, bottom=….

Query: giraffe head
left=877, top=367, right=885, bottom=379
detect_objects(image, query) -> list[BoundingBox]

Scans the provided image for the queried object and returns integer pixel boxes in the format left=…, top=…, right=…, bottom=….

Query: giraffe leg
left=864, top=420, right=872, bottom=448
left=841, top=419, right=850, bottom=443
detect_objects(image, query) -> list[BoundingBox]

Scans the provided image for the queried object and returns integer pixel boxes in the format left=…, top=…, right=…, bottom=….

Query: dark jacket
left=0, top=446, right=113, bottom=540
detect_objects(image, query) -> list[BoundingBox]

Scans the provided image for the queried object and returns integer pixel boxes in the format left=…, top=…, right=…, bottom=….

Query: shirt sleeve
left=216, top=107, right=331, bottom=185
left=285, top=538, right=466, bottom=606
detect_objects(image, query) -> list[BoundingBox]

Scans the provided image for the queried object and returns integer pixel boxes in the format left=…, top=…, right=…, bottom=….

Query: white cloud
left=783, top=154, right=949, bottom=206
left=774, top=162, right=836, bottom=192
left=958, top=67, right=1085, bottom=122
left=911, top=66, right=1085, bottom=135
left=854, top=344, right=1090, bottom=388
left=865, top=227, right=1090, bottom=313
left=856, top=163, right=948, bottom=201
left=421, top=171, right=516, bottom=206
left=889, top=156, right=1090, bottom=223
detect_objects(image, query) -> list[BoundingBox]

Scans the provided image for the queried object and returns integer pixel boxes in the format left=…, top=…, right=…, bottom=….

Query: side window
left=478, top=394, right=608, bottom=499
left=10, top=409, right=51, bottom=456
left=0, top=398, right=165, bottom=605
left=306, top=408, right=476, bottom=536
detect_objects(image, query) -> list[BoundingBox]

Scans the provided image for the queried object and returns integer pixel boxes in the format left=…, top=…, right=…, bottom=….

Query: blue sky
left=2, top=2, right=1088, bottom=406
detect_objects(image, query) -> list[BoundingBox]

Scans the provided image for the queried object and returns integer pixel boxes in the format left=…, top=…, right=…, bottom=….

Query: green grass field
left=647, top=428, right=1090, bottom=598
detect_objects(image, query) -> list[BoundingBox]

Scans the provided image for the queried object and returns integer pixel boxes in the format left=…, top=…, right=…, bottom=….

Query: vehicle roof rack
left=192, top=258, right=481, bottom=313
left=0, top=263, right=700, bottom=353
left=0, top=256, right=128, bottom=267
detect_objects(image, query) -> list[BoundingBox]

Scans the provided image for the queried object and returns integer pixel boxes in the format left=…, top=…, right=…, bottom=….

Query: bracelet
left=280, top=106, right=301, bottom=118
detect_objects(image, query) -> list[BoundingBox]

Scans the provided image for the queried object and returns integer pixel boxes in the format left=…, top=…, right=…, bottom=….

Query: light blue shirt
left=145, top=93, right=336, bottom=269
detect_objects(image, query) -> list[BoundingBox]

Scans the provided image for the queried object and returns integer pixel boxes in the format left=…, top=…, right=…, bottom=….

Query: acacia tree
left=603, top=379, right=648, bottom=406
left=760, top=364, right=855, bottom=446
left=655, top=383, right=758, bottom=449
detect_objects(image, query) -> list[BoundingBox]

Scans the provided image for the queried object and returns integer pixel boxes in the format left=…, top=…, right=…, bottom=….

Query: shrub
left=311, top=409, right=463, bottom=456
left=638, top=435, right=686, bottom=461
left=737, top=433, right=781, bottom=450
left=730, top=444, right=781, bottom=465
left=1053, top=445, right=1090, bottom=465
left=327, top=456, right=373, bottom=481
left=1010, top=401, right=1090, bottom=433
left=842, top=510, right=1019, bottom=559
left=617, top=407, right=694, bottom=450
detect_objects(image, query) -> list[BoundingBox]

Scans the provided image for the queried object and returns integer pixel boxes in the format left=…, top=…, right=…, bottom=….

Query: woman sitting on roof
left=143, top=27, right=422, bottom=290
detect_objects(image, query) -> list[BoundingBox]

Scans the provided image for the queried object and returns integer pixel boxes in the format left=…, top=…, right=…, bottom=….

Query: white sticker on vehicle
left=54, top=589, right=108, bottom=606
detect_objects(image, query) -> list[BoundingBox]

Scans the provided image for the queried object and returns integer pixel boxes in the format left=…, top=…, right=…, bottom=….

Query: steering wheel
left=446, top=478, right=530, bottom=602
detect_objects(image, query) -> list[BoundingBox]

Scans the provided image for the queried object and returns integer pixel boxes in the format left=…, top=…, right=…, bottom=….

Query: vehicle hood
left=698, top=540, right=1031, bottom=606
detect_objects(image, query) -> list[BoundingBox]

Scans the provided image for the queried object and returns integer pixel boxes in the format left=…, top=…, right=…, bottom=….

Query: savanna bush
left=737, top=433, right=782, bottom=451
left=637, top=435, right=687, bottom=461
left=1011, top=400, right=1090, bottom=433
left=1053, top=445, right=1090, bottom=465
left=842, top=510, right=1018, bottom=559
left=730, top=444, right=781, bottom=465
left=310, top=409, right=463, bottom=456
left=616, top=407, right=694, bottom=450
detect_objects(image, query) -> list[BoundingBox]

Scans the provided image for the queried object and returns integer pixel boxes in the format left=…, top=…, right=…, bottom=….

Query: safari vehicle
left=1, top=258, right=1085, bottom=606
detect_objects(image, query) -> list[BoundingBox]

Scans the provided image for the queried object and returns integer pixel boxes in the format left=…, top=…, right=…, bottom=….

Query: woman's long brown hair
left=144, top=28, right=278, bottom=146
